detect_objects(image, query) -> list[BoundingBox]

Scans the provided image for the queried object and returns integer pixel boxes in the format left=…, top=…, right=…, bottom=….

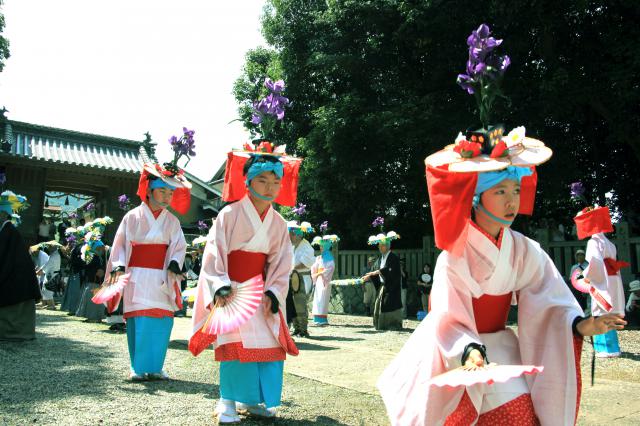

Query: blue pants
left=219, top=360, right=284, bottom=408
left=593, top=329, right=620, bottom=355
left=126, top=316, right=173, bottom=375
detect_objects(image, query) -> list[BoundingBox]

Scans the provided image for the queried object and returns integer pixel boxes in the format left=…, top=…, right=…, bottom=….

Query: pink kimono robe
left=311, top=256, right=335, bottom=318
left=378, top=222, right=584, bottom=425
left=582, top=233, right=626, bottom=316
left=189, top=195, right=298, bottom=359
left=104, top=203, right=186, bottom=316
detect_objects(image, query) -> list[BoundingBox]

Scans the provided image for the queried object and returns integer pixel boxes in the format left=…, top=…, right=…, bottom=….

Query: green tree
left=0, top=0, right=10, bottom=72
left=235, top=0, right=640, bottom=246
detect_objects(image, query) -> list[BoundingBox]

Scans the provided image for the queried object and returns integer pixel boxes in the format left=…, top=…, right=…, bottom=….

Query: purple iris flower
left=250, top=78, right=290, bottom=129
left=264, top=78, right=285, bottom=93
left=197, top=220, right=209, bottom=232
left=118, top=194, right=130, bottom=210
left=85, top=202, right=95, bottom=212
left=292, top=203, right=307, bottom=216
left=570, top=182, right=585, bottom=198
left=372, top=216, right=384, bottom=228
left=319, top=221, right=328, bottom=233
left=457, top=24, right=510, bottom=95
left=66, top=234, right=76, bottom=244
left=69, top=212, right=78, bottom=220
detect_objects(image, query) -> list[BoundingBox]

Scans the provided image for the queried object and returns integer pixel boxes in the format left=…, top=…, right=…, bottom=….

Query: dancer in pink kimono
left=574, top=205, right=628, bottom=357
left=310, top=233, right=339, bottom=326
left=95, top=132, right=193, bottom=381
left=378, top=123, right=627, bottom=425
left=189, top=142, right=301, bottom=423
left=378, top=25, right=626, bottom=425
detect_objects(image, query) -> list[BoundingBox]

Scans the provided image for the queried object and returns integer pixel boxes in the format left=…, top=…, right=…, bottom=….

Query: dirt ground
left=1, top=310, right=639, bottom=425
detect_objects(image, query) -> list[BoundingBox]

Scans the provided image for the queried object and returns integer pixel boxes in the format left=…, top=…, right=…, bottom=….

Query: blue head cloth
left=320, top=240, right=334, bottom=262
left=290, top=228, right=304, bottom=237
left=473, top=166, right=533, bottom=225
left=245, top=157, right=284, bottom=201
left=88, top=239, right=105, bottom=250
left=0, top=202, right=12, bottom=215
left=149, top=179, right=177, bottom=191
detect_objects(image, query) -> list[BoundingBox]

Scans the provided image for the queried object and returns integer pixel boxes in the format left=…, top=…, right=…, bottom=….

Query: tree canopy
left=234, top=0, right=640, bottom=247
left=0, top=1, right=9, bottom=73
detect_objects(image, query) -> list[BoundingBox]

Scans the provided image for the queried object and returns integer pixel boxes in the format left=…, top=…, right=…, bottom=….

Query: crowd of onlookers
left=29, top=221, right=204, bottom=331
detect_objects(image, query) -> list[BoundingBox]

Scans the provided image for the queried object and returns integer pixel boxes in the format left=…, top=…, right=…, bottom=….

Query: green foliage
left=0, top=0, right=10, bottom=72
left=234, top=0, right=640, bottom=247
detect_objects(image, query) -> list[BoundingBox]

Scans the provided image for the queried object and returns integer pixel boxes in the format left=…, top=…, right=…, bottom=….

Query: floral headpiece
left=137, top=131, right=193, bottom=215
left=424, top=24, right=543, bottom=257
left=250, top=78, right=290, bottom=141
left=312, top=235, right=340, bottom=247
left=287, top=220, right=314, bottom=235
left=81, top=230, right=105, bottom=264
left=426, top=25, right=551, bottom=173
left=38, top=240, right=63, bottom=251
left=368, top=231, right=400, bottom=246
left=0, top=190, right=29, bottom=215
left=191, top=235, right=208, bottom=248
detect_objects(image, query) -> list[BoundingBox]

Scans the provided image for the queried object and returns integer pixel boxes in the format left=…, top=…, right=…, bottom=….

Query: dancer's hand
left=214, top=286, right=232, bottom=306
left=577, top=314, right=626, bottom=336
left=263, top=290, right=279, bottom=314
left=107, top=270, right=124, bottom=285
left=462, top=349, right=485, bottom=370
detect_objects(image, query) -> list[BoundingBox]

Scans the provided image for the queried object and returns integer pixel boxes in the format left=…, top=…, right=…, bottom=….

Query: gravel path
left=1, top=311, right=639, bottom=425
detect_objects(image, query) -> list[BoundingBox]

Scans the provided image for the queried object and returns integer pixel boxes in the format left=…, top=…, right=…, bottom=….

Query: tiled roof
left=6, top=122, right=141, bottom=173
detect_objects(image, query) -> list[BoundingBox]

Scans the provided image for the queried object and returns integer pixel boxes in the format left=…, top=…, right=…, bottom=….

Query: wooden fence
left=333, top=222, right=638, bottom=283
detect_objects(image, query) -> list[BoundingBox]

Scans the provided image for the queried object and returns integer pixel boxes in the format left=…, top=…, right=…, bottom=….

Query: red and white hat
left=136, top=147, right=192, bottom=215
left=222, top=141, right=302, bottom=207
left=573, top=206, right=613, bottom=240
left=424, top=126, right=548, bottom=256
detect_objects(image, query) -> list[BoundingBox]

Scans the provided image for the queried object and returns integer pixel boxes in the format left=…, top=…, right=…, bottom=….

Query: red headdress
left=573, top=206, right=614, bottom=240
left=425, top=126, right=547, bottom=256
left=222, top=141, right=302, bottom=207
left=136, top=147, right=192, bottom=215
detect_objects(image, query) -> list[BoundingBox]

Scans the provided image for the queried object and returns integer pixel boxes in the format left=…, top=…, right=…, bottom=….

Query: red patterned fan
left=427, top=364, right=543, bottom=388
left=92, top=273, right=129, bottom=306
left=570, top=268, right=589, bottom=293
left=201, top=275, right=265, bottom=336
left=570, top=268, right=613, bottom=311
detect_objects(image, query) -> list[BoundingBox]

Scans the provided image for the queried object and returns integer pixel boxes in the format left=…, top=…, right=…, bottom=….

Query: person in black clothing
left=60, top=243, right=86, bottom=315
left=362, top=232, right=403, bottom=330
left=0, top=194, right=41, bottom=341
left=416, top=262, right=432, bottom=314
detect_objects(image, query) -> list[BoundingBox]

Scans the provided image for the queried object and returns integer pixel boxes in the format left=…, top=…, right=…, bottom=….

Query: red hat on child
left=222, top=141, right=302, bottom=207
left=573, top=206, right=614, bottom=240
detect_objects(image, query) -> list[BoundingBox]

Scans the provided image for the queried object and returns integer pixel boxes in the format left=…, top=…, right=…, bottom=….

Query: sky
left=0, top=0, right=267, bottom=181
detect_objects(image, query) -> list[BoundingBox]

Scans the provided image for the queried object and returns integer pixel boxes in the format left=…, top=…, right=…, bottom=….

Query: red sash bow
left=604, top=258, right=629, bottom=276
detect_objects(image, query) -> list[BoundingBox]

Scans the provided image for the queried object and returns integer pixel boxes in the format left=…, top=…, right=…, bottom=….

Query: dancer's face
left=249, top=172, right=281, bottom=200
left=478, top=179, right=520, bottom=226
left=148, top=187, right=174, bottom=209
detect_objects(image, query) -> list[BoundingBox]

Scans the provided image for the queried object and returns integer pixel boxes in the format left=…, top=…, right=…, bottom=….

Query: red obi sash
left=228, top=250, right=266, bottom=282
left=472, top=293, right=512, bottom=333
left=128, top=243, right=168, bottom=269
left=604, top=257, right=629, bottom=276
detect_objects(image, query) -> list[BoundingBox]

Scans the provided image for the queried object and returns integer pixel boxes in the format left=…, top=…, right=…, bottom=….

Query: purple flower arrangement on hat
left=250, top=78, right=290, bottom=141
left=319, top=221, right=328, bottom=234
left=372, top=216, right=385, bottom=230
left=292, top=203, right=307, bottom=216
left=456, top=24, right=510, bottom=128
left=165, top=127, right=196, bottom=174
